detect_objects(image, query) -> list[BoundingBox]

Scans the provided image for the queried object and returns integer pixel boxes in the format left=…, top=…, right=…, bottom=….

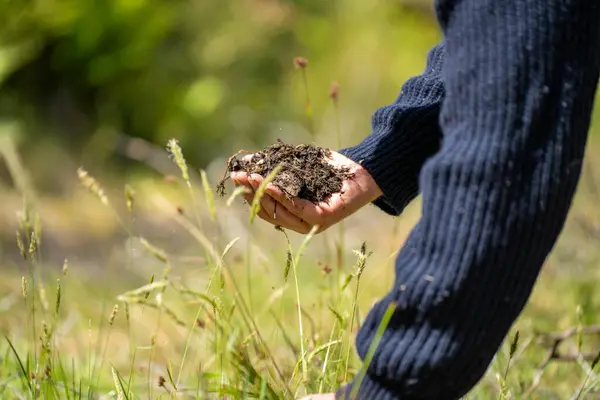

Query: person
left=232, top=0, right=600, bottom=398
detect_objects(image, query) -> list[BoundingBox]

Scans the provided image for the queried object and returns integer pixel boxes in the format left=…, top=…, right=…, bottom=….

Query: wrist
left=355, top=164, right=383, bottom=202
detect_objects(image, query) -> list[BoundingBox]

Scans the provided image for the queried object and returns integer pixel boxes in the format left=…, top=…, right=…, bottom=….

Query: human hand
left=298, top=393, right=336, bottom=400
left=231, top=151, right=382, bottom=234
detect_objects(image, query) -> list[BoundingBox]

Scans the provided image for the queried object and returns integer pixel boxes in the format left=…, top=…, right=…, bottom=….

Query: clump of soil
left=217, top=140, right=353, bottom=203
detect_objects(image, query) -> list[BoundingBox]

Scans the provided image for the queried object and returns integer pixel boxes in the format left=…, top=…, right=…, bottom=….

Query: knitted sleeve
left=337, top=1, right=600, bottom=399
left=339, top=43, right=445, bottom=216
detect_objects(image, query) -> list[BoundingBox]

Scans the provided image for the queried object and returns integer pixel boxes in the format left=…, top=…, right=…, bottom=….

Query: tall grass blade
left=5, top=336, right=32, bottom=393
left=116, top=281, right=169, bottom=301
left=250, top=164, right=282, bottom=224
left=290, top=225, right=319, bottom=386
left=139, top=238, right=168, bottom=263
left=349, top=303, right=396, bottom=400
left=221, top=237, right=240, bottom=260
left=573, top=350, right=600, bottom=400
left=166, top=361, right=177, bottom=391
left=111, top=365, right=129, bottom=400
left=226, top=186, right=250, bottom=207
left=328, top=305, right=345, bottom=326
left=307, top=340, right=342, bottom=364
left=201, top=169, right=217, bottom=221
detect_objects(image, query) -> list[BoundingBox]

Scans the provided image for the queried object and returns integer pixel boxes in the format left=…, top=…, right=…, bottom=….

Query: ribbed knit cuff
left=339, top=104, right=441, bottom=216
left=335, top=375, right=398, bottom=400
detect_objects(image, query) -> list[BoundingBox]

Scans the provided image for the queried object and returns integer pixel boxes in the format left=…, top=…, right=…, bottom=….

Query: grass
left=0, top=138, right=599, bottom=400
left=2, top=103, right=600, bottom=398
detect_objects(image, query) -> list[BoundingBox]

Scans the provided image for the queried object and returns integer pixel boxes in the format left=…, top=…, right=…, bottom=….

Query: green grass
left=1, top=135, right=600, bottom=400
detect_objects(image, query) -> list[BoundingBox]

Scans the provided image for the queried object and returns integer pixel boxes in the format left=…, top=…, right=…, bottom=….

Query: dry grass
left=0, top=132, right=599, bottom=399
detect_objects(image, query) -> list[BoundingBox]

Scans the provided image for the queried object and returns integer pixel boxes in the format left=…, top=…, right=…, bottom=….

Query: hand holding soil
left=222, top=141, right=382, bottom=234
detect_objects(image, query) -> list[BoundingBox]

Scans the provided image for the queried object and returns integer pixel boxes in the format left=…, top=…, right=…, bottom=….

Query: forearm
left=339, top=1, right=600, bottom=399
left=339, top=43, right=445, bottom=216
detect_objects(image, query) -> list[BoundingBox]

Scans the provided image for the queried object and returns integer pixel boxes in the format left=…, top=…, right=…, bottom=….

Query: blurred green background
left=0, top=0, right=440, bottom=174
left=0, top=0, right=454, bottom=266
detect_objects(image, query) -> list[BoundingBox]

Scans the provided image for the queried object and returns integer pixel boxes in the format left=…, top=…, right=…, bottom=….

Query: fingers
left=231, top=171, right=250, bottom=187
left=264, top=184, right=325, bottom=226
left=255, top=203, right=312, bottom=234
left=231, top=171, right=254, bottom=206
left=244, top=175, right=311, bottom=233
left=258, top=191, right=312, bottom=234
left=246, top=174, right=329, bottom=230
left=230, top=155, right=254, bottom=185
left=233, top=172, right=325, bottom=233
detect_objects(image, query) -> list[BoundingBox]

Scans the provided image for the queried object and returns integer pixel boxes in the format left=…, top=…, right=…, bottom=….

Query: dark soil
left=217, top=140, right=353, bottom=203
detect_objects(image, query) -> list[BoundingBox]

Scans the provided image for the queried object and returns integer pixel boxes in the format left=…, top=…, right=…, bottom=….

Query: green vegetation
left=0, top=0, right=441, bottom=165
left=1, top=133, right=600, bottom=399
left=1, top=1, right=600, bottom=399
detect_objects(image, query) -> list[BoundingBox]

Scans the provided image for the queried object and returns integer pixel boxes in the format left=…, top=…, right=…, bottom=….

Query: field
left=0, top=130, right=600, bottom=400
left=2, top=1, right=600, bottom=398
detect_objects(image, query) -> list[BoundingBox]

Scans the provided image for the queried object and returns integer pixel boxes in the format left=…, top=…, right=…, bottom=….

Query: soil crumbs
left=218, top=140, right=353, bottom=203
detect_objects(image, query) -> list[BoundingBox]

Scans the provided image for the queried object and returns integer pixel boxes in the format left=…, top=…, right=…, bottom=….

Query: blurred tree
left=0, top=0, right=442, bottom=171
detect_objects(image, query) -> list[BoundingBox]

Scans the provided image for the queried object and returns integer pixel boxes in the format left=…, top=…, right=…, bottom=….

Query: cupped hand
left=231, top=151, right=382, bottom=234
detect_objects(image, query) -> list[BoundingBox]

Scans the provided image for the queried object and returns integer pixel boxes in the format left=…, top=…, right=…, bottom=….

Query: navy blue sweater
left=337, top=1, right=600, bottom=399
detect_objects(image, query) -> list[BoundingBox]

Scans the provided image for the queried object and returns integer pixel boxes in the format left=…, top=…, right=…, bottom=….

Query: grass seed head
left=145, top=274, right=155, bottom=300
left=33, top=213, right=42, bottom=245
left=41, top=320, right=50, bottom=353
left=21, top=276, right=27, bottom=298
left=77, top=168, right=109, bottom=206
left=109, top=304, right=119, bottom=325
left=55, top=278, right=61, bottom=316
left=496, top=373, right=510, bottom=399
left=166, top=139, right=190, bottom=185
left=16, top=231, right=26, bottom=260
left=111, top=366, right=125, bottom=400
left=124, top=302, right=130, bottom=323
left=17, top=200, right=32, bottom=234
left=62, top=258, right=69, bottom=276
left=125, top=184, right=135, bottom=212
left=509, top=330, right=520, bottom=358
left=284, top=251, right=292, bottom=282
left=28, top=231, right=38, bottom=262
left=576, top=305, right=584, bottom=352
left=352, top=242, right=372, bottom=278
